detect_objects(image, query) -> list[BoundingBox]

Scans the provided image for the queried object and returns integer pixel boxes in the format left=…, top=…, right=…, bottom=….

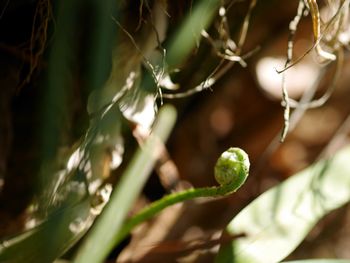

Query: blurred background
left=0, top=0, right=350, bottom=262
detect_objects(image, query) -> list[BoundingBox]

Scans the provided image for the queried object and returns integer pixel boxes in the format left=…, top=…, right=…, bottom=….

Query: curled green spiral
left=113, top=147, right=250, bottom=246
left=214, top=147, right=250, bottom=187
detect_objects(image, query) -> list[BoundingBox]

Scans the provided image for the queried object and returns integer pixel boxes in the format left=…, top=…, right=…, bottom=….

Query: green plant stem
left=113, top=180, right=240, bottom=247
left=75, top=136, right=248, bottom=263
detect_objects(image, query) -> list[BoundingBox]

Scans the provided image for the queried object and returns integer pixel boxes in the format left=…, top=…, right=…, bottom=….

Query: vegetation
left=0, top=0, right=350, bottom=262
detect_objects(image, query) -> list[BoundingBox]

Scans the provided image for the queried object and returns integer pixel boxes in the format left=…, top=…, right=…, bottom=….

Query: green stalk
left=113, top=147, right=250, bottom=248
left=74, top=114, right=249, bottom=263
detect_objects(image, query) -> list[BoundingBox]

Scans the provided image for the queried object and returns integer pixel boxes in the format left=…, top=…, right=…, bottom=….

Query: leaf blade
left=74, top=105, right=177, bottom=263
left=216, top=146, right=350, bottom=263
left=283, top=260, right=350, bottom=263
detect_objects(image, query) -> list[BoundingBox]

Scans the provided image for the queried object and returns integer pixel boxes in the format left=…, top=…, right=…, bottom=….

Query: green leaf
left=283, top=260, right=350, bottom=263
left=167, top=0, right=220, bottom=68
left=216, top=146, right=350, bottom=263
left=74, top=105, right=177, bottom=263
left=0, top=198, right=90, bottom=263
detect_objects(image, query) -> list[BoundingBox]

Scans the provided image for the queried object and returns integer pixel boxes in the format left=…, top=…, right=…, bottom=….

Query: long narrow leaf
left=166, top=0, right=220, bottom=67
left=0, top=198, right=90, bottom=263
left=74, top=105, right=177, bottom=263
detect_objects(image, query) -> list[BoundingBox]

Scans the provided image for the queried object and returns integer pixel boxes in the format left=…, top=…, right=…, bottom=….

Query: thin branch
left=162, top=46, right=259, bottom=99
left=277, top=0, right=348, bottom=73
left=163, top=0, right=258, bottom=99
left=287, top=48, right=344, bottom=109
left=280, top=0, right=306, bottom=142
